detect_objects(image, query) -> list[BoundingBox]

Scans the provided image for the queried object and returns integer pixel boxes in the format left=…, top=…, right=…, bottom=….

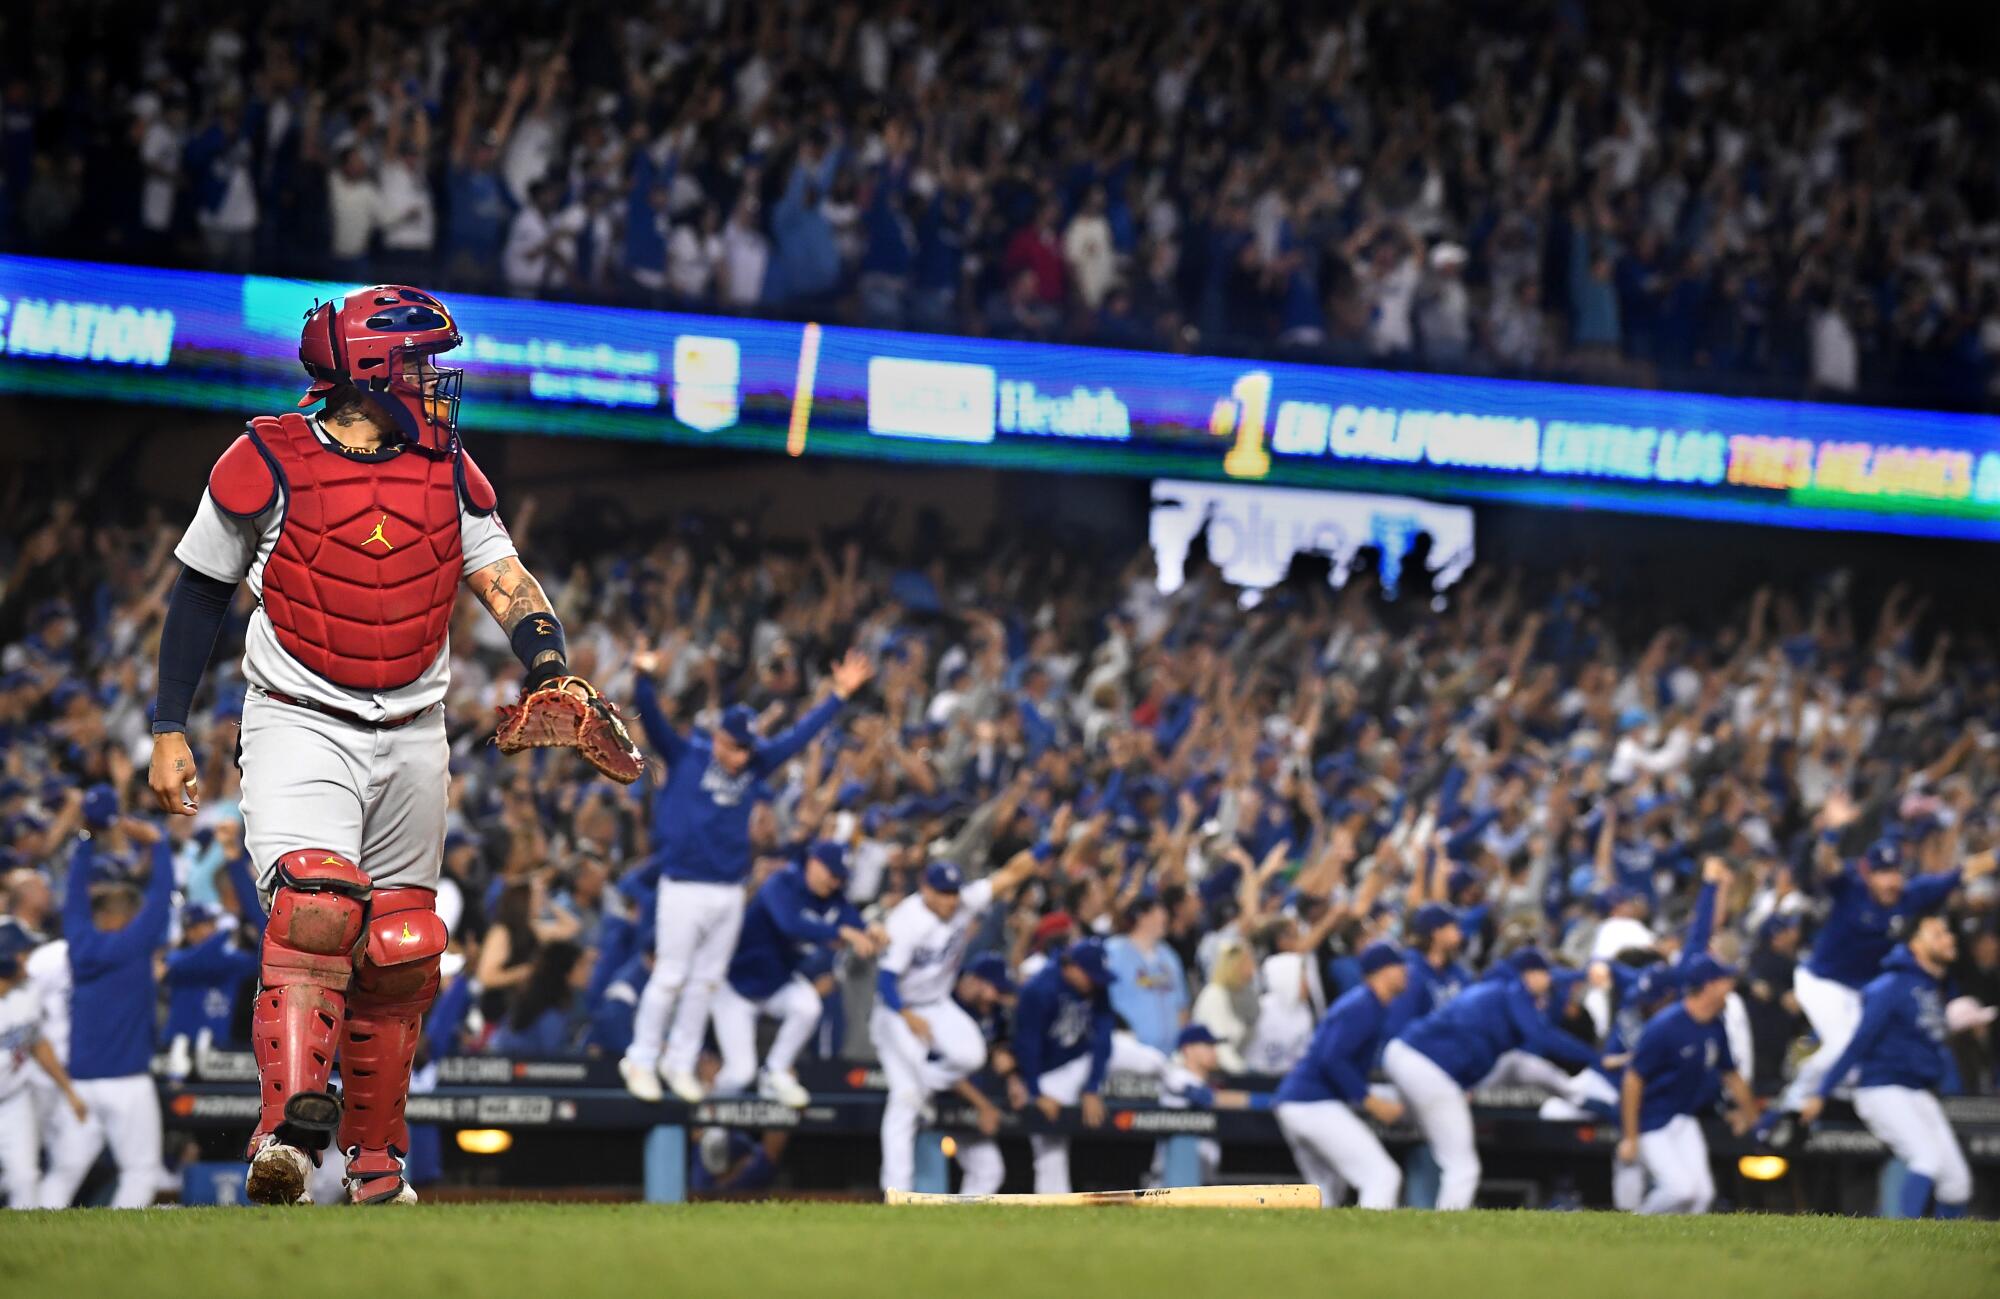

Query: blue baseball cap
left=1409, top=904, right=1458, bottom=938
left=964, top=952, right=1016, bottom=996
left=1358, top=941, right=1403, bottom=977
left=82, top=782, right=120, bottom=830
left=1758, top=912, right=1803, bottom=943
left=1509, top=947, right=1551, bottom=975
left=717, top=704, right=760, bottom=749
left=1176, top=1024, right=1218, bottom=1050
left=1062, top=938, right=1117, bottom=988
left=809, top=840, right=850, bottom=883
left=180, top=903, right=221, bottom=929
left=1631, top=965, right=1677, bottom=1007
left=1863, top=840, right=1904, bottom=873
left=922, top=860, right=964, bottom=895
left=1681, top=954, right=1738, bottom=987
left=0, top=917, right=34, bottom=963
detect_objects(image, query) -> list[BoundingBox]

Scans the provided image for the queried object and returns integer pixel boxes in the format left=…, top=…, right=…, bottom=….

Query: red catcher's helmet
left=297, top=286, right=463, bottom=454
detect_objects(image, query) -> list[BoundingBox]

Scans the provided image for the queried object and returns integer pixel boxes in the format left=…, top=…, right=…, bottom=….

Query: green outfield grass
left=2, top=1203, right=1995, bottom=1299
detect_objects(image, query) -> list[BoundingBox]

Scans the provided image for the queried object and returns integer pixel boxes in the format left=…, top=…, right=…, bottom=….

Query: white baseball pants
left=1382, top=1038, right=1479, bottom=1210
left=238, top=692, right=447, bottom=894
left=1276, top=1099, right=1402, bottom=1209
left=0, top=1089, right=39, bottom=1209
left=1780, top=967, right=1864, bottom=1109
left=712, top=976, right=824, bottom=1094
left=624, top=880, right=745, bottom=1076
left=1853, top=1086, right=1972, bottom=1207
left=38, top=1075, right=162, bottom=1209
left=1637, top=1114, right=1714, bottom=1214
left=1537, top=1069, right=1646, bottom=1211
left=871, top=1000, right=986, bottom=1192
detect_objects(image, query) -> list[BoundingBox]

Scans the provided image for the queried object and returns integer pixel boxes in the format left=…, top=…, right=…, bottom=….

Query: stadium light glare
left=1738, top=1155, right=1788, bottom=1182
left=456, top=1129, right=514, bottom=1156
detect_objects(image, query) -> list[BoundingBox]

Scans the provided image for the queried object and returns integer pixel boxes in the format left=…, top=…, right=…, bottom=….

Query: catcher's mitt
left=493, top=676, right=645, bottom=784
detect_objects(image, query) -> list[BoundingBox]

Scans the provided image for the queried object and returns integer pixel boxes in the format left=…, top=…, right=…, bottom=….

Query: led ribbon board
left=4, top=254, right=1997, bottom=539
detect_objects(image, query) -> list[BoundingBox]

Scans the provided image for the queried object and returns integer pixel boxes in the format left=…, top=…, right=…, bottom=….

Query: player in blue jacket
left=1013, top=938, right=1118, bottom=1194
left=1382, top=948, right=1598, bottom=1210
left=1542, top=861, right=1729, bottom=1208
left=621, top=645, right=873, bottom=1103
left=1798, top=915, right=1972, bottom=1217
left=40, top=832, right=174, bottom=1209
left=1618, top=954, right=1758, bottom=1214
left=1274, top=942, right=1409, bottom=1209
left=711, top=842, right=878, bottom=1107
left=1380, top=904, right=1470, bottom=1046
left=1776, top=837, right=1988, bottom=1119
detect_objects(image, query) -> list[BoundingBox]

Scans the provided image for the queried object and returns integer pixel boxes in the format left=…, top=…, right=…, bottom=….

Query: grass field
left=3, top=1203, right=1996, bottom=1299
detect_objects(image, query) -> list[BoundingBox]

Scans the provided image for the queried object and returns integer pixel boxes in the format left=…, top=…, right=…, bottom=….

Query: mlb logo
left=673, top=335, right=741, bottom=433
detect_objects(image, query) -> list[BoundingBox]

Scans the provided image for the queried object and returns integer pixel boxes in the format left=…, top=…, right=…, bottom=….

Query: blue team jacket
left=1398, top=975, right=1598, bottom=1088
left=1816, top=946, right=1958, bottom=1095
left=631, top=679, right=844, bottom=885
left=1627, top=1000, right=1733, bottom=1132
left=726, top=863, right=862, bottom=1001
left=1277, top=982, right=1391, bottom=1105
left=1804, top=861, right=1960, bottom=989
left=1013, top=963, right=1114, bottom=1096
left=67, top=839, right=174, bottom=1079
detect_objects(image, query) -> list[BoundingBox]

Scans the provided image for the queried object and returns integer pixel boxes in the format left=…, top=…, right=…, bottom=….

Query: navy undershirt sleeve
left=152, top=565, right=235, bottom=733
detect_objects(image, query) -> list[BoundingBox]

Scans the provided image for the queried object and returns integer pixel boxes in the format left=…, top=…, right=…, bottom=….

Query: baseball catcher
left=145, top=285, right=639, bottom=1205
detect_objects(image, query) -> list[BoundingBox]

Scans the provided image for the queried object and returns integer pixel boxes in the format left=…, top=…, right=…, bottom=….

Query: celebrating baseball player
left=712, top=841, right=878, bottom=1107
left=1382, top=947, right=1599, bottom=1210
left=873, top=848, right=1046, bottom=1193
left=1012, top=937, right=1120, bottom=1194
left=1619, top=954, right=1757, bottom=1214
left=39, top=837, right=174, bottom=1208
left=1381, top=904, right=1470, bottom=1042
left=1275, top=941, right=1409, bottom=1210
left=145, top=286, right=641, bottom=1206
left=621, top=646, right=873, bottom=1105
left=1798, top=914, right=1973, bottom=1218
left=0, top=919, right=87, bottom=1210
left=1769, top=834, right=1989, bottom=1132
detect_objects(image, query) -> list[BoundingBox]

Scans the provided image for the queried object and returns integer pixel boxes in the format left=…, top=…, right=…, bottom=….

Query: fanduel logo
left=997, top=381, right=1129, bottom=440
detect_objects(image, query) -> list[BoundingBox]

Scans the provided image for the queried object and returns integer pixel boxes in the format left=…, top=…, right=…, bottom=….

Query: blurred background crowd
left=3, top=479, right=1998, bottom=1100
left=4, top=0, right=2000, bottom=407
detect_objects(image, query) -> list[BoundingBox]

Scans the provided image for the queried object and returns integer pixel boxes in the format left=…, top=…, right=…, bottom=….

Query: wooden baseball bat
left=884, top=1184, right=1321, bottom=1209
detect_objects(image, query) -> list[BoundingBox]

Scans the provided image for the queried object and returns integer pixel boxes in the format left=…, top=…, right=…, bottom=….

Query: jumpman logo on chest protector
left=361, top=514, right=395, bottom=550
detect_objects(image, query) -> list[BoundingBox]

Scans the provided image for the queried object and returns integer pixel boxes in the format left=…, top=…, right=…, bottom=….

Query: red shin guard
left=249, top=851, right=371, bottom=1158
left=338, top=887, right=447, bottom=1201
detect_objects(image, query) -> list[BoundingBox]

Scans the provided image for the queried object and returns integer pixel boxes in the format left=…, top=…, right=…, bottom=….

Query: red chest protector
left=214, top=413, right=488, bottom=691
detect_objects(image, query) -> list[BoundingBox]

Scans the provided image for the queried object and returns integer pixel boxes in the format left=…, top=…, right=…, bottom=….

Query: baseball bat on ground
left=884, top=1184, right=1320, bottom=1209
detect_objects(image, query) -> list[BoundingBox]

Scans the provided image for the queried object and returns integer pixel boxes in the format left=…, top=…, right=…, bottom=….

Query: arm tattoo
left=468, top=556, right=556, bottom=633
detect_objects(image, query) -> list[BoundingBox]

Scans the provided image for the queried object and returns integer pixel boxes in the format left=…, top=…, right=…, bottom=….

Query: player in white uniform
left=22, top=933, right=70, bottom=1165
left=872, top=850, right=1047, bottom=1192
left=0, top=920, right=87, bottom=1209
left=145, top=287, right=594, bottom=1206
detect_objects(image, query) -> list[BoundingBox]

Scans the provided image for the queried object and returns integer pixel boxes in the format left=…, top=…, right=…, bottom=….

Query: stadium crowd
left=2, top=471, right=1998, bottom=1186
left=4, top=0, right=2000, bottom=407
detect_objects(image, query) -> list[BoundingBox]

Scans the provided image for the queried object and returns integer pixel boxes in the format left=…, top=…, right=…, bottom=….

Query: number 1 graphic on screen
left=1214, top=372, right=1272, bottom=479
